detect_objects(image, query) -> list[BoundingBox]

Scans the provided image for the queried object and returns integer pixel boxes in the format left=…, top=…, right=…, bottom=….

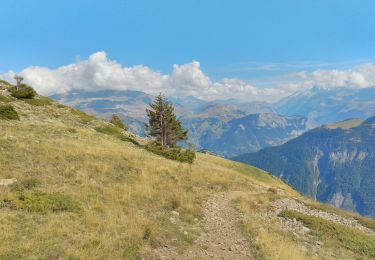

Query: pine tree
left=146, top=94, right=187, bottom=148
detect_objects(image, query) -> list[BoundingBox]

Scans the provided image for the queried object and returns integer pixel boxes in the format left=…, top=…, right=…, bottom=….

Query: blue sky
left=1, top=0, right=375, bottom=100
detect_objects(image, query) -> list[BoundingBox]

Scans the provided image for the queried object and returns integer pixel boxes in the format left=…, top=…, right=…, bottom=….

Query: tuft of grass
left=23, top=97, right=53, bottom=106
left=279, top=210, right=375, bottom=258
left=0, top=104, right=20, bottom=120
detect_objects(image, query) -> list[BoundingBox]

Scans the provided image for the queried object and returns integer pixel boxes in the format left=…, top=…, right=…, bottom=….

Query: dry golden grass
left=0, top=97, right=372, bottom=259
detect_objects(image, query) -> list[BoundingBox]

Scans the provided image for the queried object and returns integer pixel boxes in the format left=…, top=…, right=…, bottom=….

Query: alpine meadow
left=1, top=1, right=375, bottom=259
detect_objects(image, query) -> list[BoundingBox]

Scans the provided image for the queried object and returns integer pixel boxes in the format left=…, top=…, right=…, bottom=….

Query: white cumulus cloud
left=1, top=52, right=375, bottom=102
left=295, top=63, right=375, bottom=89
left=0, top=51, right=284, bottom=101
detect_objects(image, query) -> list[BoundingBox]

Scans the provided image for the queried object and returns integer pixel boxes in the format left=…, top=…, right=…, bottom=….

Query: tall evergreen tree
left=146, top=94, right=187, bottom=148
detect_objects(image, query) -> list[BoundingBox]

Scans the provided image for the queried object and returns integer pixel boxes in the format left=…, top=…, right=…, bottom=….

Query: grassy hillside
left=1, top=87, right=375, bottom=259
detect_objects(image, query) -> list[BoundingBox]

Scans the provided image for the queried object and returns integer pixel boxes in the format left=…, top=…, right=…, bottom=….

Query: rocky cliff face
left=233, top=117, right=375, bottom=217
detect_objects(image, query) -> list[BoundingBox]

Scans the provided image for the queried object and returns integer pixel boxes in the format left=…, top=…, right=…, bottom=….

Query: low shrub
left=8, top=178, right=39, bottom=192
left=22, top=178, right=40, bottom=190
left=110, top=114, right=128, bottom=130
left=267, top=187, right=278, bottom=194
left=146, top=142, right=196, bottom=163
left=57, top=104, right=67, bottom=109
left=119, top=135, right=141, bottom=146
left=23, top=97, right=52, bottom=106
left=9, top=85, right=37, bottom=99
left=95, top=124, right=122, bottom=136
left=0, top=104, right=19, bottom=120
left=2, top=191, right=80, bottom=213
left=279, top=210, right=375, bottom=257
left=70, top=108, right=95, bottom=123
left=95, top=125, right=140, bottom=145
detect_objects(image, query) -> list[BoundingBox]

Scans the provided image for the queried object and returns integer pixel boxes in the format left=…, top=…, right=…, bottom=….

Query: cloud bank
left=1, top=51, right=375, bottom=102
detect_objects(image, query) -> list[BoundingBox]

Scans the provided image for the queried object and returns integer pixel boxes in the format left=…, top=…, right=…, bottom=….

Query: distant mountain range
left=233, top=117, right=375, bottom=217
left=52, top=86, right=375, bottom=158
left=275, top=87, right=375, bottom=124
left=183, top=113, right=312, bottom=157
left=51, top=90, right=312, bottom=157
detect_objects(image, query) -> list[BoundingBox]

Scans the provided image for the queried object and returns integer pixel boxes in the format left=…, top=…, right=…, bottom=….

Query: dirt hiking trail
left=156, top=191, right=253, bottom=259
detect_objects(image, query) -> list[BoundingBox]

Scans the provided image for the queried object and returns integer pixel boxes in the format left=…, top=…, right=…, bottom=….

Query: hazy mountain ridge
left=275, top=87, right=375, bottom=124
left=183, top=112, right=312, bottom=157
left=233, top=117, right=375, bottom=217
left=52, top=90, right=310, bottom=157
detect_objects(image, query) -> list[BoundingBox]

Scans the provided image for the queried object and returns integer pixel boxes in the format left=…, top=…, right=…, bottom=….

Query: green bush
left=23, top=97, right=52, bottom=106
left=95, top=124, right=140, bottom=145
left=0, top=104, right=19, bottom=120
left=2, top=191, right=80, bottom=213
left=9, top=85, right=37, bottom=99
left=146, top=142, right=196, bottom=163
left=95, top=124, right=123, bottom=136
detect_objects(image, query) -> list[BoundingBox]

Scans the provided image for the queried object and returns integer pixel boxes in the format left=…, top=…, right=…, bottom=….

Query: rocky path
left=156, top=192, right=253, bottom=259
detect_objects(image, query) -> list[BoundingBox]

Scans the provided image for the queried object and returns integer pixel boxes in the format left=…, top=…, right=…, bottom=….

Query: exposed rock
left=272, top=198, right=375, bottom=235
left=0, top=178, right=17, bottom=186
left=171, top=210, right=180, bottom=216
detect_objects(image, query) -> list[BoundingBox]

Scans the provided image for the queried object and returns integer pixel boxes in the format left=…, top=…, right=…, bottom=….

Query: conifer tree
left=146, top=94, right=187, bottom=148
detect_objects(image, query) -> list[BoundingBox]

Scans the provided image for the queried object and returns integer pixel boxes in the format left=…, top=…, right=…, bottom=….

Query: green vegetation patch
left=8, top=85, right=37, bottom=99
left=279, top=210, right=375, bottom=258
left=306, top=202, right=375, bottom=232
left=95, top=124, right=123, bottom=136
left=70, top=108, right=95, bottom=123
left=146, top=142, right=196, bottom=164
left=0, top=79, right=13, bottom=88
left=23, top=97, right=53, bottom=106
left=110, top=114, right=128, bottom=130
left=1, top=191, right=80, bottom=213
left=0, top=94, right=14, bottom=103
left=95, top=124, right=140, bottom=145
left=0, top=104, right=20, bottom=120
